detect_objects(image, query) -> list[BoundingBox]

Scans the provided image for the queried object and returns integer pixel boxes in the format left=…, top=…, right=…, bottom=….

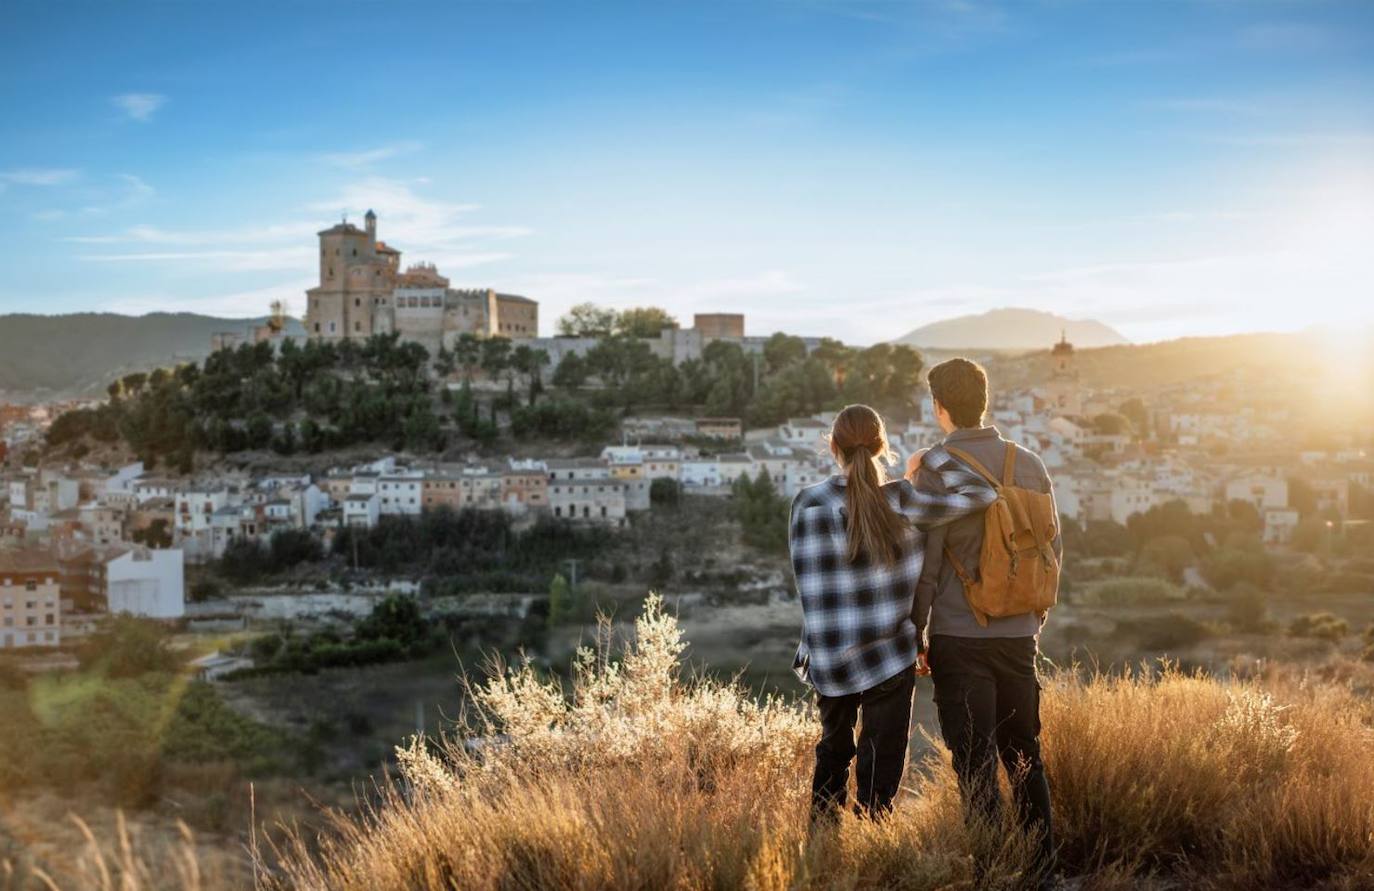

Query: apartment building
left=0, top=551, right=61, bottom=649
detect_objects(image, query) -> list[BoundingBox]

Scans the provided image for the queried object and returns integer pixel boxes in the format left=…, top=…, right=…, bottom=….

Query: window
left=25, top=580, right=36, bottom=592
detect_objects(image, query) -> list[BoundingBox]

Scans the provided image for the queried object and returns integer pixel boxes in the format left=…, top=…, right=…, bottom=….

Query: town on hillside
left=0, top=214, right=1370, bottom=660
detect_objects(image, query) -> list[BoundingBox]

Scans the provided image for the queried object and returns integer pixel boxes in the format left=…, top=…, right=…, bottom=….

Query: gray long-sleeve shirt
left=912, top=425, right=1062, bottom=646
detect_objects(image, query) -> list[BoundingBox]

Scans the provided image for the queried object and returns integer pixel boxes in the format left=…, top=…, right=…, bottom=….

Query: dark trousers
left=929, top=635, right=1055, bottom=880
left=811, top=664, right=916, bottom=820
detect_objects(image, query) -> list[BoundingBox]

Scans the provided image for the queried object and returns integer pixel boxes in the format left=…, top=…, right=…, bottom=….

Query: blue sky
left=2, top=0, right=1372, bottom=344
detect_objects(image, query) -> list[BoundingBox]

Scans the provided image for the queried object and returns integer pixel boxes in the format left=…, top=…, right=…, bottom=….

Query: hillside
left=894, top=308, right=1129, bottom=351
left=986, top=330, right=1322, bottom=392
left=0, top=312, right=300, bottom=400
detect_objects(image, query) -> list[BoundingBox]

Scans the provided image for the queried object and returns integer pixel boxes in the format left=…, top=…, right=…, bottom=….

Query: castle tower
left=1046, top=330, right=1082, bottom=416
left=303, top=213, right=398, bottom=340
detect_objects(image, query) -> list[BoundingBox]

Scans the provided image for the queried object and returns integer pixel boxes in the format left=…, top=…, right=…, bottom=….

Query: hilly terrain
left=0, top=312, right=300, bottom=400
left=894, top=307, right=1129, bottom=351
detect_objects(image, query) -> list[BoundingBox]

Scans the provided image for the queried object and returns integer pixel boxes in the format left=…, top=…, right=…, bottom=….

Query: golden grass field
left=13, top=595, right=1374, bottom=891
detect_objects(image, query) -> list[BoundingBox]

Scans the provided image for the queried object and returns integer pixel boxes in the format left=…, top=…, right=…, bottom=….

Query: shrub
left=79, top=616, right=182, bottom=677
left=1202, top=546, right=1275, bottom=591
left=1288, top=612, right=1350, bottom=642
left=1225, top=582, right=1273, bottom=634
left=1137, top=534, right=1194, bottom=581
left=1080, top=576, right=1185, bottom=606
left=1115, top=612, right=1212, bottom=651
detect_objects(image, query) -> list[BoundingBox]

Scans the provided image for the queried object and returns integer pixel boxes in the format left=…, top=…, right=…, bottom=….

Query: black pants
left=811, top=664, right=916, bottom=820
left=929, top=635, right=1055, bottom=880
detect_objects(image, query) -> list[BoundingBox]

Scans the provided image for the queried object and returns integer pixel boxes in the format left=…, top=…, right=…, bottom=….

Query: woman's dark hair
left=828, top=404, right=906, bottom=565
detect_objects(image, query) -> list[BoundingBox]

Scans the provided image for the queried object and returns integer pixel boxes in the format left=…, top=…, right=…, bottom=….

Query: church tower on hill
left=1046, top=330, right=1082, bottom=416
left=303, top=210, right=400, bottom=340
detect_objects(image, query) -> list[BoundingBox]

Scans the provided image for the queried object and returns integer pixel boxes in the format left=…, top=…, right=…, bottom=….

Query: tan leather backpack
left=944, top=442, right=1060, bottom=626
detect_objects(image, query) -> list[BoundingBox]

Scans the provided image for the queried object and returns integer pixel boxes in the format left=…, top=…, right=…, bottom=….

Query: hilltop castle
left=302, top=210, right=537, bottom=353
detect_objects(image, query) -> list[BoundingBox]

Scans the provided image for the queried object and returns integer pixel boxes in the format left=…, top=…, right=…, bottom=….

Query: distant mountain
left=892, top=308, right=1129, bottom=351
left=0, top=312, right=297, bottom=400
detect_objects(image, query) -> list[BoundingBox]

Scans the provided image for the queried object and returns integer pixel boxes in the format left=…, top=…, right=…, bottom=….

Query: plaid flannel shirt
left=790, top=444, right=997, bottom=697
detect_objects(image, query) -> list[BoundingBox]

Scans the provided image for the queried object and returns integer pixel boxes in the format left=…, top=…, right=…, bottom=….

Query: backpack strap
left=1001, top=441, right=1017, bottom=486
left=943, top=544, right=991, bottom=627
left=945, top=446, right=1002, bottom=489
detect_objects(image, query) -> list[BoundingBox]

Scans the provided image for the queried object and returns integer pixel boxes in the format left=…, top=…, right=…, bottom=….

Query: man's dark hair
left=928, top=358, right=989, bottom=429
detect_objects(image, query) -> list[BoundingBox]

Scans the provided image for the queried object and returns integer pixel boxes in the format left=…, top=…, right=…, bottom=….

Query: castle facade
left=302, top=211, right=537, bottom=353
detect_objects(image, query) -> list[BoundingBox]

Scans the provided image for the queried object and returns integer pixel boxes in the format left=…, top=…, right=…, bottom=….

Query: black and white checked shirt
left=790, top=445, right=997, bottom=697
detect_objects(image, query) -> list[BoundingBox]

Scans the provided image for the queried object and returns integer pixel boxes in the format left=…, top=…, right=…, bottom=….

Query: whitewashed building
left=344, top=493, right=381, bottom=528
left=378, top=471, right=424, bottom=516
left=106, top=548, right=185, bottom=619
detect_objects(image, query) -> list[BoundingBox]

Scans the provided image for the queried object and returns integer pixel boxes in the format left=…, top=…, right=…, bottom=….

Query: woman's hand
left=905, top=447, right=930, bottom=481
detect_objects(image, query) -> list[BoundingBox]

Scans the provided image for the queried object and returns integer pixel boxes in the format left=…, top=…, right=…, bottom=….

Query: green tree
left=557, top=302, right=619, bottom=337
left=1118, top=398, right=1150, bottom=438
left=731, top=469, right=789, bottom=554
left=548, top=573, right=573, bottom=626
left=615, top=306, right=678, bottom=338
left=650, top=477, right=682, bottom=508
left=553, top=352, right=589, bottom=389
left=453, top=333, right=483, bottom=384
left=480, top=336, right=512, bottom=386
left=1138, top=535, right=1195, bottom=582
left=1092, top=412, right=1133, bottom=437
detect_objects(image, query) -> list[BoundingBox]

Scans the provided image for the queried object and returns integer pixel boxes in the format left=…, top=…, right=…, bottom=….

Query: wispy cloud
left=118, top=173, right=155, bottom=200
left=1, top=168, right=79, bottom=186
left=112, top=92, right=167, bottom=122
left=1075, top=47, right=1181, bottom=68
left=308, top=177, right=530, bottom=267
left=105, top=278, right=316, bottom=318
left=1150, top=97, right=1270, bottom=116
left=65, top=221, right=318, bottom=245
left=319, top=141, right=424, bottom=169
left=77, top=248, right=315, bottom=272
left=1238, top=22, right=1334, bottom=53
left=66, top=178, right=528, bottom=278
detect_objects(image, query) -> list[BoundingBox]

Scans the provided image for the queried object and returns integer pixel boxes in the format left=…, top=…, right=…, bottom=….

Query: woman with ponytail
left=790, top=404, right=997, bottom=821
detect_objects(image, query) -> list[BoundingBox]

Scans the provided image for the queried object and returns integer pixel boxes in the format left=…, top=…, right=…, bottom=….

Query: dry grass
left=1, top=812, right=233, bottom=891
left=261, top=595, right=1374, bottom=891
left=14, top=595, right=1374, bottom=889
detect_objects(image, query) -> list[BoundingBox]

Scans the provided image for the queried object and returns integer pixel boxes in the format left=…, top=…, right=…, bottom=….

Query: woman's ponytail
left=831, top=406, right=907, bottom=566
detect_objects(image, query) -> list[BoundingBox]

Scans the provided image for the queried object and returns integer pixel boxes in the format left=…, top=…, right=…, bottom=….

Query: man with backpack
left=910, top=358, right=1062, bottom=888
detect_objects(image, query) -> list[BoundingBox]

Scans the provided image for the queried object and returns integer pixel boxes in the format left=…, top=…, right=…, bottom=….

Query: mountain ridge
left=893, top=307, right=1129, bottom=351
left=0, top=312, right=280, bottom=399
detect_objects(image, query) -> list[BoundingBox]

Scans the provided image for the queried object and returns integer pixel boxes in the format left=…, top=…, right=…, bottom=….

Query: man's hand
left=915, top=651, right=931, bottom=677
left=905, top=447, right=931, bottom=481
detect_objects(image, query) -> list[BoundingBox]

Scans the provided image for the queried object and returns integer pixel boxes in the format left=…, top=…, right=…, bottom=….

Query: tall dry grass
left=12, top=596, right=1374, bottom=889
left=263, top=595, right=1374, bottom=891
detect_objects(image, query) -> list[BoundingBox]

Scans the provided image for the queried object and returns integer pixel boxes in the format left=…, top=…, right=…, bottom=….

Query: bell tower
left=1046, top=330, right=1082, bottom=416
